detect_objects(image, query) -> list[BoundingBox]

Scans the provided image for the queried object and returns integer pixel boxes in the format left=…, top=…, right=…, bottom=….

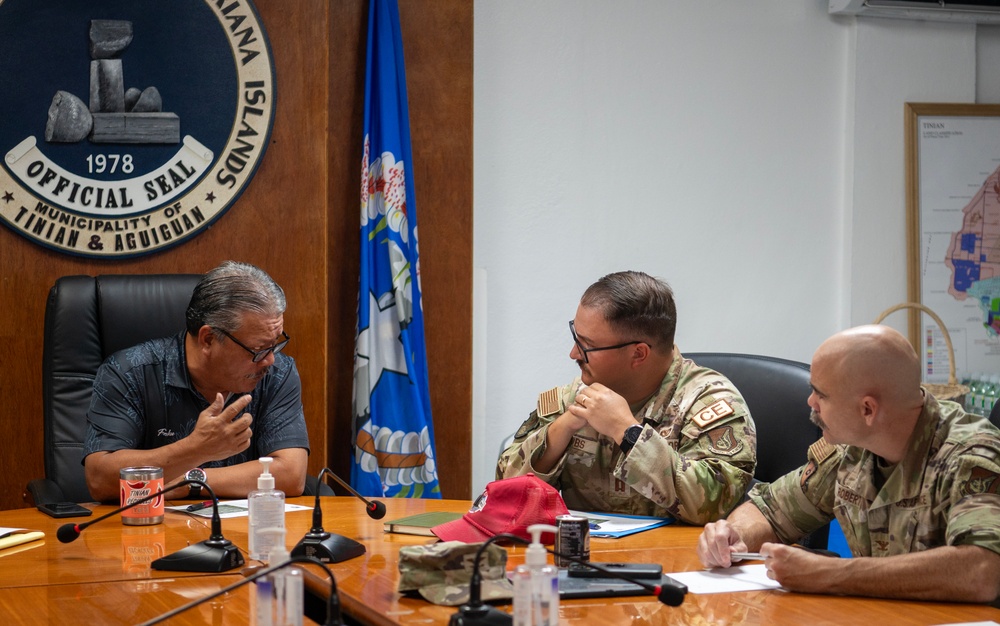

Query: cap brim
left=431, top=515, right=493, bottom=543
left=417, top=578, right=515, bottom=606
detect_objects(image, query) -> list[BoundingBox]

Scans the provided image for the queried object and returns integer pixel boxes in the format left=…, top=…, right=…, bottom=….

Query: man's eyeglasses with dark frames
left=568, top=320, right=642, bottom=363
left=214, top=328, right=290, bottom=363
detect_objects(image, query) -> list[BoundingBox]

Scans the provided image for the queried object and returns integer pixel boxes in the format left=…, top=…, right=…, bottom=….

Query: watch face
left=187, top=468, right=206, bottom=482
left=625, top=425, right=642, bottom=444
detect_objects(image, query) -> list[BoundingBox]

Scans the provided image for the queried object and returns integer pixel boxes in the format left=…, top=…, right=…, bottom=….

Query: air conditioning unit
left=830, top=0, right=1000, bottom=23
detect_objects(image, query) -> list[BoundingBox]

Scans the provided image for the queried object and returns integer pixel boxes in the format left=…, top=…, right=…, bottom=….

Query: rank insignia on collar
left=537, top=387, right=563, bottom=417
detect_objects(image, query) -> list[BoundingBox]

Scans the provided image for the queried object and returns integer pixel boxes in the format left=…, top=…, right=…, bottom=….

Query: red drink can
left=120, top=466, right=164, bottom=526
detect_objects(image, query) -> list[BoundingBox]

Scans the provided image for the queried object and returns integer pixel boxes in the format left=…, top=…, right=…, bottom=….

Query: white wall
left=470, top=0, right=993, bottom=496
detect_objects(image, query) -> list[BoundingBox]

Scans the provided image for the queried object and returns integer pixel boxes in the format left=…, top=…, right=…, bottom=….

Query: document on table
left=568, top=510, right=672, bottom=538
left=666, top=564, right=781, bottom=594
left=165, top=500, right=311, bottom=519
left=0, top=527, right=45, bottom=551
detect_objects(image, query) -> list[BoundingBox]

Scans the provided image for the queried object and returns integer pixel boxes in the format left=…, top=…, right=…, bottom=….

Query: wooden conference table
left=1, top=497, right=999, bottom=625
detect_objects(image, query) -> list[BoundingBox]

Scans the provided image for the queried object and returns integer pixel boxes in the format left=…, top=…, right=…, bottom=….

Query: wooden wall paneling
left=401, top=1, right=474, bottom=499
left=328, top=0, right=473, bottom=499
left=327, top=2, right=367, bottom=488
left=0, top=0, right=330, bottom=510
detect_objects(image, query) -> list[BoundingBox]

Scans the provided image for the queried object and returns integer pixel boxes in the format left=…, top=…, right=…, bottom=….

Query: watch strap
left=187, top=483, right=202, bottom=499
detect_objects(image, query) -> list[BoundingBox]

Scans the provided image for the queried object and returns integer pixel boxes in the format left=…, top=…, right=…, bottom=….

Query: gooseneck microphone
left=57, top=478, right=182, bottom=544
left=136, top=555, right=342, bottom=626
left=291, top=468, right=384, bottom=563
left=450, top=533, right=687, bottom=626
left=57, top=479, right=244, bottom=573
left=323, top=468, right=387, bottom=519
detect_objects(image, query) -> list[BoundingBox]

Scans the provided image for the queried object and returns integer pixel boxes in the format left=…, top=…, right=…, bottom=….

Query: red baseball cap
left=431, top=474, right=569, bottom=544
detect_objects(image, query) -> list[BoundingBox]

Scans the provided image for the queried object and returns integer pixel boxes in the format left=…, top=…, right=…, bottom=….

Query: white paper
left=0, top=527, right=30, bottom=538
left=666, top=564, right=782, bottom=594
left=165, top=499, right=311, bottom=519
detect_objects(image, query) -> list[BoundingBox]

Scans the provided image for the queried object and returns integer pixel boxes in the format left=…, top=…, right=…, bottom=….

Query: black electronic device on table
left=37, top=502, right=93, bottom=519
left=567, top=562, right=663, bottom=579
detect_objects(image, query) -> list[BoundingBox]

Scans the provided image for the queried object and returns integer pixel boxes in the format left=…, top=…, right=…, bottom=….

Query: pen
left=731, top=546, right=841, bottom=562
left=186, top=500, right=214, bottom=512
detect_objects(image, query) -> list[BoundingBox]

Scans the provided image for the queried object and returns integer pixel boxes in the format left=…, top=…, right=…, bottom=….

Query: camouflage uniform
left=496, top=347, right=756, bottom=524
left=398, top=541, right=513, bottom=606
left=749, top=393, right=1000, bottom=557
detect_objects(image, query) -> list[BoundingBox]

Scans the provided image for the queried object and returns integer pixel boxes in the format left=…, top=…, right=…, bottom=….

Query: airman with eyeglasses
left=497, top=271, right=756, bottom=525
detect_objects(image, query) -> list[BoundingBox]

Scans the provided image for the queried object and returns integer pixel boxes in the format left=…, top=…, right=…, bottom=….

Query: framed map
left=905, top=103, right=1000, bottom=382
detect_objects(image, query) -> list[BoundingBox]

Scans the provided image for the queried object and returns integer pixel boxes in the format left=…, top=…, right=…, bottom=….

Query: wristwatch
left=185, top=468, right=207, bottom=499
left=619, top=424, right=644, bottom=455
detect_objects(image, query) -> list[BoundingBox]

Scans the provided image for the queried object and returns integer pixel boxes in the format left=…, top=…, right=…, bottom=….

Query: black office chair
left=991, top=400, right=1000, bottom=428
left=26, top=274, right=203, bottom=505
left=686, top=352, right=828, bottom=548
left=26, top=273, right=333, bottom=505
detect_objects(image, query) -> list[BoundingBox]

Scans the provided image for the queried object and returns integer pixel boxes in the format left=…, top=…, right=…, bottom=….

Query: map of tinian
left=945, top=166, right=1000, bottom=337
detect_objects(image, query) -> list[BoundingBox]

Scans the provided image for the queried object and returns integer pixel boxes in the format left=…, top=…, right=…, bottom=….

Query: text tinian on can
left=555, top=513, right=590, bottom=567
left=120, top=466, right=165, bottom=526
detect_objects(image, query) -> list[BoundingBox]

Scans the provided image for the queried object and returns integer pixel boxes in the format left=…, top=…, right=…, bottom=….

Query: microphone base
left=291, top=531, right=365, bottom=563
left=151, top=540, right=245, bottom=573
left=449, top=603, right=512, bottom=626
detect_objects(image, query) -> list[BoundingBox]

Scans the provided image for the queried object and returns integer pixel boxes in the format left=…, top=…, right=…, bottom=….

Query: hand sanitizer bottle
left=249, top=456, right=285, bottom=561
left=512, top=523, right=559, bottom=626
left=257, top=527, right=303, bottom=626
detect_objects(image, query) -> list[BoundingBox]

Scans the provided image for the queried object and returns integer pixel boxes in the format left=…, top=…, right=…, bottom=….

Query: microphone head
left=367, top=500, right=386, bottom=520
left=657, top=582, right=686, bottom=607
left=56, top=523, right=81, bottom=543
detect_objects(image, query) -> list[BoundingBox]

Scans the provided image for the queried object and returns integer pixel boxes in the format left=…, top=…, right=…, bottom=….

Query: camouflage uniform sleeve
left=615, top=393, right=756, bottom=525
left=941, top=441, right=1000, bottom=556
left=495, top=385, right=573, bottom=485
left=749, top=437, right=841, bottom=544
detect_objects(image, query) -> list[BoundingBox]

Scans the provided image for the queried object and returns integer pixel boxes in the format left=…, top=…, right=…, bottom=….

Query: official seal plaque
left=0, top=0, right=275, bottom=258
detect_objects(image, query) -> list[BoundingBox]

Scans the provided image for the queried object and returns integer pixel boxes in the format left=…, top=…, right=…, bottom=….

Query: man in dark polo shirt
left=83, top=261, right=309, bottom=502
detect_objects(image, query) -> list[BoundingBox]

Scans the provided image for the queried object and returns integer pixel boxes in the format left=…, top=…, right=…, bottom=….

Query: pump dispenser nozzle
left=258, top=527, right=288, bottom=564
left=525, top=524, right=558, bottom=568
left=257, top=527, right=303, bottom=626
left=257, top=456, right=276, bottom=490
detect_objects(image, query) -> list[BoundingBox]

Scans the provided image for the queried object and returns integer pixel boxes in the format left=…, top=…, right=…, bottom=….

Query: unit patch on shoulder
left=960, top=466, right=1000, bottom=498
left=691, top=399, right=735, bottom=428
left=537, top=387, right=563, bottom=418
left=706, top=425, right=743, bottom=456
left=808, top=437, right=836, bottom=464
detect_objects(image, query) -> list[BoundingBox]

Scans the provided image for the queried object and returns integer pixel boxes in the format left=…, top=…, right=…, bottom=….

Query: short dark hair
left=580, top=271, right=676, bottom=352
left=185, top=261, right=286, bottom=336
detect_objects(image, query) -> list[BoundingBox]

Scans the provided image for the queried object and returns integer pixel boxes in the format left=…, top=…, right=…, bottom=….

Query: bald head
left=813, top=325, right=922, bottom=407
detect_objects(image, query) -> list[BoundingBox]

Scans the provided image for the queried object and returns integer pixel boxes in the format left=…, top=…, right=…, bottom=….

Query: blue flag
left=351, top=0, right=440, bottom=498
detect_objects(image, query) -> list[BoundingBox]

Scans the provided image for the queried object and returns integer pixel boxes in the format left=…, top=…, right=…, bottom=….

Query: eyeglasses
left=214, top=328, right=290, bottom=363
left=568, top=320, right=642, bottom=363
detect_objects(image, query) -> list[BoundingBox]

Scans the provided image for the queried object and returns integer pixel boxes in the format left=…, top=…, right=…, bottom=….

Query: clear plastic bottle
left=257, top=527, right=303, bottom=626
left=249, top=456, right=285, bottom=561
left=975, top=374, right=991, bottom=417
left=512, top=524, right=559, bottom=626
left=985, top=376, right=1000, bottom=417
left=968, top=373, right=984, bottom=416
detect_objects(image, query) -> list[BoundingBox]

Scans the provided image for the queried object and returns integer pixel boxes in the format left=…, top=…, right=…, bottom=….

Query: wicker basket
left=873, top=302, right=969, bottom=402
